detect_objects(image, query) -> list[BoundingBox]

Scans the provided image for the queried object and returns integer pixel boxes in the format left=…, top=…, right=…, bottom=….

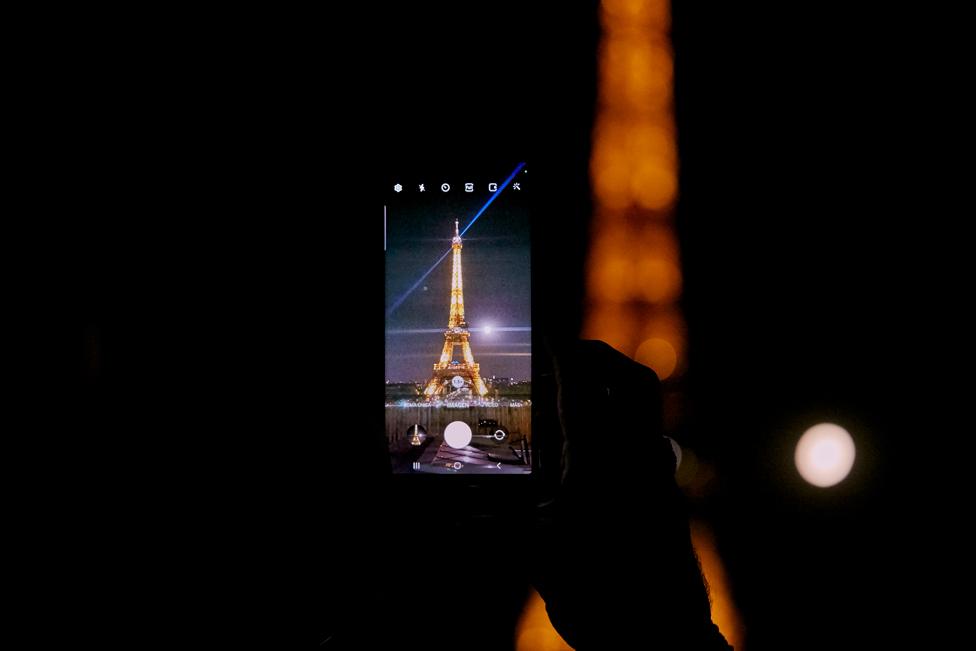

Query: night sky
left=384, top=167, right=531, bottom=383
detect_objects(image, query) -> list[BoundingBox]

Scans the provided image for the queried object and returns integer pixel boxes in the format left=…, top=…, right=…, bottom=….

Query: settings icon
left=393, top=183, right=403, bottom=193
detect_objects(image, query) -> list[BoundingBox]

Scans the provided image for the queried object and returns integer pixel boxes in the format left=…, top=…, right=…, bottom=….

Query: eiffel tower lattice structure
left=423, top=220, right=489, bottom=399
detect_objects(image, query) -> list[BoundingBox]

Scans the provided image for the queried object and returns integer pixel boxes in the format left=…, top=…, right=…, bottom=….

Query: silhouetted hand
left=535, top=340, right=732, bottom=650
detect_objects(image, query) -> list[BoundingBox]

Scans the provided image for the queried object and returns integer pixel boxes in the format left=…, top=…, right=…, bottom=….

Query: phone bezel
left=381, top=159, right=556, bottom=510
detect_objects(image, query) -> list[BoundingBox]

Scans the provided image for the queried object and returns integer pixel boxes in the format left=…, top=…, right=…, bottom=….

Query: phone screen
left=385, top=162, right=532, bottom=475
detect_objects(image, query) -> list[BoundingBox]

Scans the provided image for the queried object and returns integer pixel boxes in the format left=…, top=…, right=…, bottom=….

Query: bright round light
left=794, top=423, right=856, bottom=487
left=483, top=325, right=493, bottom=334
left=444, top=421, right=473, bottom=449
left=634, top=337, right=678, bottom=380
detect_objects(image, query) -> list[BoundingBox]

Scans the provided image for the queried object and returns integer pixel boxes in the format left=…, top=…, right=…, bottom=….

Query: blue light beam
left=460, top=161, right=526, bottom=237
left=385, top=161, right=527, bottom=319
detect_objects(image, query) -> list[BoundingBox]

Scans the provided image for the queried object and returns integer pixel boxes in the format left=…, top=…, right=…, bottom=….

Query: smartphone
left=384, top=162, right=536, bottom=484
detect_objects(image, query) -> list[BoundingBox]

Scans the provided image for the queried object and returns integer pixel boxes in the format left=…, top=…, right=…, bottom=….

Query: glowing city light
left=794, top=423, right=856, bottom=487
left=444, top=421, right=473, bottom=449
left=584, top=0, right=686, bottom=376
left=634, top=337, right=678, bottom=380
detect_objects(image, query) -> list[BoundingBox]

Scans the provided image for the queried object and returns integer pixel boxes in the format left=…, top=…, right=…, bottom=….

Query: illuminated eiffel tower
left=423, top=220, right=489, bottom=398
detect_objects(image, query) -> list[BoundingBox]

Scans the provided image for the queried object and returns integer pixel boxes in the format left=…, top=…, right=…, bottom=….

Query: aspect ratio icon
left=440, top=182, right=450, bottom=192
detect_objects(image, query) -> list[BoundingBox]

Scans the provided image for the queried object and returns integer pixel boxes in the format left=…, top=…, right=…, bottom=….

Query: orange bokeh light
left=601, top=0, right=670, bottom=31
left=691, top=521, right=746, bottom=649
left=600, top=38, right=673, bottom=113
left=636, top=257, right=682, bottom=303
left=631, top=122, right=677, bottom=164
left=591, top=161, right=633, bottom=210
left=589, top=0, right=684, bottom=375
left=515, top=524, right=745, bottom=650
left=634, top=337, right=678, bottom=380
left=631, top=160, right=677, bottom=210
left=515, top=587, right=574, bottom=651
left=582, top=303, right=637, bottom=354
left=637, top=223, right=680, bottom=261
left=639, top=308, right=685, bottom=347
left=589, top=254, right=634, bottom=302
left=582, top=3, right=742, bottom=647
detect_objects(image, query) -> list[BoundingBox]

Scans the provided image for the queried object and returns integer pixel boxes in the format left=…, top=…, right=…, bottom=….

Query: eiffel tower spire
left=449, top=219, right=465, bottom=328
left=423, top=220, right=488, bottom=398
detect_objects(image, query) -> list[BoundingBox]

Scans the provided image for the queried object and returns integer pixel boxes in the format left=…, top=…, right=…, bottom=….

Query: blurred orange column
left=586, top=0, right=744, bottom=648
left=518, top=2, right=743, bottom=648
left=584, top=0, right=684, bottom=380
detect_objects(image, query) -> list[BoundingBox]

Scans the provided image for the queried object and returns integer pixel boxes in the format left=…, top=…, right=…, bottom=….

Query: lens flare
left=794, top=423, right=856, bottom=487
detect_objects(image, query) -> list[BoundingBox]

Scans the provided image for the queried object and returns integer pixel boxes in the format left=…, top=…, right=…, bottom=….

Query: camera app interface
left=385, top=163, right=531, bottom=474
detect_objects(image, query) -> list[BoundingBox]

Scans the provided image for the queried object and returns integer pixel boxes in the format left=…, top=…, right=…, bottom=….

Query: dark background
left=367, top=5, right=952, bottom=645
left=344, top=4, right=960, bottom=648
left=44, top=2, right=961, bottom=648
